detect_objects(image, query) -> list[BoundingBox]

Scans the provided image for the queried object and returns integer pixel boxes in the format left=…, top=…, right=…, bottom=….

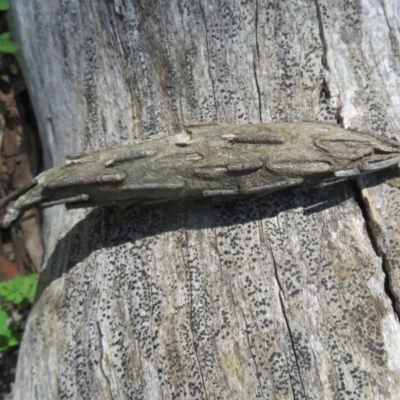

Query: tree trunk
left=10, top=0, right=400, bottom=398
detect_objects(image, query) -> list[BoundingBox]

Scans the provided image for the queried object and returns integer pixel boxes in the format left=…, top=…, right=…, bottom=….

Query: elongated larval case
left=1, top=122, right=400, bottom=227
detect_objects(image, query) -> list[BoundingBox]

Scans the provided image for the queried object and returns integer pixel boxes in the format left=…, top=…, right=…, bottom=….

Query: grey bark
left=10, top=0, right=400, bottom=399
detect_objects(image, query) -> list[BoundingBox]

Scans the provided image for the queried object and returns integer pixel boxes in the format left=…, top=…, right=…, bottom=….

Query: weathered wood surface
left=10, top=0, right=400, bottom=399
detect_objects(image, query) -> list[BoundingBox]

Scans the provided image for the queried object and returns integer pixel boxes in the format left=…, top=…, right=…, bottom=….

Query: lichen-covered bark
left=10, top=0, right=400, bottom=399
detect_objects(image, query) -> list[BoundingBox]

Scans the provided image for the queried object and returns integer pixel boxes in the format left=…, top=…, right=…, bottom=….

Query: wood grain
left=10, top=0, right=400, bottom=398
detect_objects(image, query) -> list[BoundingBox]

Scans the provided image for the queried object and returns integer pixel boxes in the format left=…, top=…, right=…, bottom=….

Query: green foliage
left=0, top=0, right=21, bottom=53
left=0, top=274, right=38, bottom=352
left=0, top=0, right=9, bottom=11
left=0, top=32, right=20, bottom=53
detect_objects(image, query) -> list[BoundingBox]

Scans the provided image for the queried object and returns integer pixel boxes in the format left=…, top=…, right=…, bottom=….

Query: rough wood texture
left=10, top=0, right=400, bottom=399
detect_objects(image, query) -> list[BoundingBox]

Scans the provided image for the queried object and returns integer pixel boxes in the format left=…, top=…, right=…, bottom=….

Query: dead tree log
left=10, top=1, right=400, bottom=398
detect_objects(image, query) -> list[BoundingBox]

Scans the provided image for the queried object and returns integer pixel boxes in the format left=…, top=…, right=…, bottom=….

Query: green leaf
left=26, top=275, right=38, bottom=304
left=7, top=333, right=20, bottom=347
left=0, top=274, right=38, bottom=353
left=0, top=335, right=10, bottom=351
left=0, top=282, right=13, bottom=300
left=0, top=32, right=10, bottom=41
left=0, top=309, right=10, bottom=335
left=0, top=0, right=9, bottom=11
left=0, top=32, right=21, bottom=53
left=17, top=278, right=31, bottom=298
left=0, top=278, right=19, bottom=302
left=0, top=274, right=38, bottom=305
left=12, top=292, right=24, bottom=305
